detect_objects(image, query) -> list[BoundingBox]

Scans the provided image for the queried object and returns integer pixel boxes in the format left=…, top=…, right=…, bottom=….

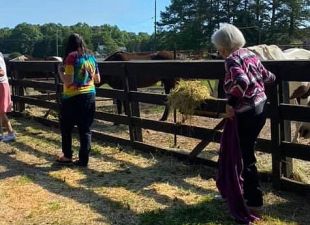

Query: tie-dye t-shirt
left=63, top=51, right=99, bottom=99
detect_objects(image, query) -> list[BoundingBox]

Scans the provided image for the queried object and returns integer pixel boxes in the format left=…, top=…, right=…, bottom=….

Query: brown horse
left=99, top=51, right=177, bottom=121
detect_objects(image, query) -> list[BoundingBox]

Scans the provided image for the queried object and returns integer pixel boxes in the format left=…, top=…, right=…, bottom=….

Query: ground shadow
left=1, top=117, right=308, bottom=225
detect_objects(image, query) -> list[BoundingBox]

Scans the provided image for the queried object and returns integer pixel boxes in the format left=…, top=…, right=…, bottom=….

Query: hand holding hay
left=168, top=80, right=212, bottom=122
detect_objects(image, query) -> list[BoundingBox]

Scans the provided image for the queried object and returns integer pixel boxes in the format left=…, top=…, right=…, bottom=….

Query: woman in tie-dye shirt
left=57, top=33, right=100, bottom=167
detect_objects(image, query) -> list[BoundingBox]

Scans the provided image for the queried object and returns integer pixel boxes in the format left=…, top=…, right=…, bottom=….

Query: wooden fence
left=8, top=59, right=310, bottom=193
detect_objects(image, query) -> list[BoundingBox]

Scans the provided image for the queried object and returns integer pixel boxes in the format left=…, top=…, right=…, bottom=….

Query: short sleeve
left=64, top=52, right=76, bottom=76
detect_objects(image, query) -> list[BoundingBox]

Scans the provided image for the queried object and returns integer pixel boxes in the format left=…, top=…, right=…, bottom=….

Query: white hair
left=211, top=23, right=246, bottom=52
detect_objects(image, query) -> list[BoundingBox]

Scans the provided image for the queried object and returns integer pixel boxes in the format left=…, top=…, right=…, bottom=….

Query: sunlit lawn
left=0, top=116, right=309, bottom=225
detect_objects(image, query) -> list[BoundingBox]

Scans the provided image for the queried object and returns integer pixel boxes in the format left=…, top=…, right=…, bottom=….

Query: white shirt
left=0, top=52, right=8, bottom=83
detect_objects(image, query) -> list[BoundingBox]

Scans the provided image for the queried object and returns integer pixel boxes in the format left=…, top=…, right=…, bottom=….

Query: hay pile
left=168, top=80, right=212, bottom=121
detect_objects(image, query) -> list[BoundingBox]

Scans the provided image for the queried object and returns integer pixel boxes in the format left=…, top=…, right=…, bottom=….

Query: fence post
left=54, top=62, right=62, bottom=110
left=279, top=81, right=293, bottom=178
left=123, top=65, right=143, bottom=142
left=11, top=66, right=25, bottom=112
left=269, top=82, right=282, bottom=188
left=217, top=79, right=225, bottom=98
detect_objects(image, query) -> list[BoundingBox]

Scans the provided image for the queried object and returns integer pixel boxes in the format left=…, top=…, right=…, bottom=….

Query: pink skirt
left=0, top=83, right=12, bottom=113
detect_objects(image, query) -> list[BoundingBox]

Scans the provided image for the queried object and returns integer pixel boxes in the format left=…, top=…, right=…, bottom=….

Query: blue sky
left=0, top=0, right=171, bottom=34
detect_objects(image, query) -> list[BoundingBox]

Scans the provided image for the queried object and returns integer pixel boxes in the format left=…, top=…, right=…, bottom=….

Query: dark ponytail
left=64, top=33, right=86, bottom=59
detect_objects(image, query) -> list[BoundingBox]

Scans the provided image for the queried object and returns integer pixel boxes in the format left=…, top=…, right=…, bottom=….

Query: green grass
left=47, top=201, right=62, bottom=211
left=17, top=174, right=34, bottom=185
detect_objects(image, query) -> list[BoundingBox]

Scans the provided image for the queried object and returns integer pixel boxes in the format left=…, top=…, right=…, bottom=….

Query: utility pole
left=56, top=29, right=59, bottom=56
left=154, top=0, right=157, bottom=51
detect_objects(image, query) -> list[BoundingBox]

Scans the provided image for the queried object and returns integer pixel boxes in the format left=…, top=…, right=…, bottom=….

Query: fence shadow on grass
left=0, top=143, right=232, bottom=225
left=0, top=150, right=137, bottom=225
left=0, top=121, right=220, bottom=224
left=138, top=198, right=235, bottom=225
left=1, top=117, right=309, bottom=225
left=261, top=187, right=310, bottom=225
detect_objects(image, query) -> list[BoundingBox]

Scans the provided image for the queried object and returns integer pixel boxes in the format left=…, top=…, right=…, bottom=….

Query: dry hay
left=168, top=80, right=212, bottom=121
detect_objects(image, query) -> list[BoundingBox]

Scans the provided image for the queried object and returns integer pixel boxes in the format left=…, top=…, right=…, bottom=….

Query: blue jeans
left=60, top=93, right=95, bottom=165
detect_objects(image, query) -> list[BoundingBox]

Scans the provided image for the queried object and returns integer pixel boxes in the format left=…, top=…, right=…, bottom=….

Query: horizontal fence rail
left=8, top=59, right=310, bottom=193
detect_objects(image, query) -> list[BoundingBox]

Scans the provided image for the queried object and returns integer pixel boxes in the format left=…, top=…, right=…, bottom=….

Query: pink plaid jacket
left=224, top=48, right=276, bottom=112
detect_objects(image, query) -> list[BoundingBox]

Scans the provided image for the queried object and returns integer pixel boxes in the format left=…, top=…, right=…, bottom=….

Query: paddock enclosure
left=7, top=58, right=310, bottom=193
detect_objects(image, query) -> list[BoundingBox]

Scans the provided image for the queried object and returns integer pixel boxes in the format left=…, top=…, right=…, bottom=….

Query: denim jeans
left=236, top=101, right=267, bottom=207
left=60, top=93, right=95, bottom=165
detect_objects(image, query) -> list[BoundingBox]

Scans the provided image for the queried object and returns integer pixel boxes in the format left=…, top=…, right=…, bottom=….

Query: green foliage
left=157, top=0, right=310, bottom=50
left=8, top=23, right=43, bottom=55
left=0, top=23, right=152, bottom=57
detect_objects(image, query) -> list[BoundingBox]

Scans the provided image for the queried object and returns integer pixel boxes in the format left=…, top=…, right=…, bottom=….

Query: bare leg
left=0, top=113, right=14, bottom=134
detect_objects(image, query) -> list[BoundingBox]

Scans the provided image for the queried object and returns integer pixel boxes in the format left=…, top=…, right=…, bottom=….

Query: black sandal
left=56, top=156, right=73, bottom=164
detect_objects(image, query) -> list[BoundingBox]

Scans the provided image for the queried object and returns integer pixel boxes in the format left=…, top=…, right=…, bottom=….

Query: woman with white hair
left=211, top=24, right=276, bottom=221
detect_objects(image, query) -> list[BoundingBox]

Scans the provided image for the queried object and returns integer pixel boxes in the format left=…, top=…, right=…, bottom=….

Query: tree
left=71, top=23, right=94, bottom=50
left=0, top=2, right=308, bottom=57
left=157, top=0, right=309, bottom=50
left=31, top=23, right=63, bottom=57
left=8, top=23, right=43, bottom=55
left=0, top=28, right=12, bottom=53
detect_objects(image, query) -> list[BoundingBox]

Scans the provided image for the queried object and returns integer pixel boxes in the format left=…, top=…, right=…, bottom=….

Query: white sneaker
left=2, top=133, right=16, bottom=142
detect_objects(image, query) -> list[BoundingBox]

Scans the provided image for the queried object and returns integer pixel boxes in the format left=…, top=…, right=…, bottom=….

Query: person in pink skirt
left=0, top=52, right=16, bottom=142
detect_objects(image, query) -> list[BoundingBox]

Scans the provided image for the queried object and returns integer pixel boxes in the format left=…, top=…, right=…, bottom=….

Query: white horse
left=247, top=45, right=310, bottom=142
